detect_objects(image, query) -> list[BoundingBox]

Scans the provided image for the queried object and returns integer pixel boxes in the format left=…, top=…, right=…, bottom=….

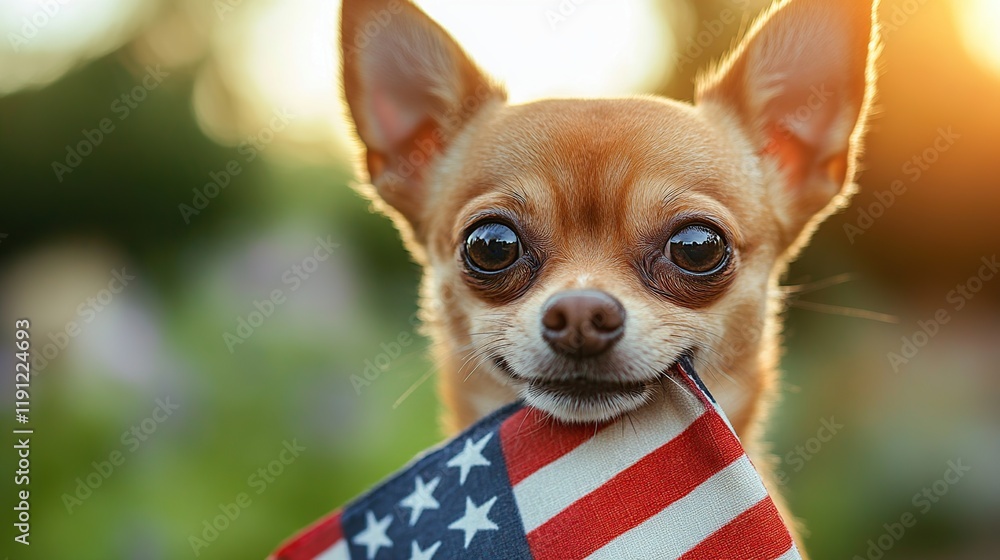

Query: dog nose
left=541, top=290, right=625, bottom=358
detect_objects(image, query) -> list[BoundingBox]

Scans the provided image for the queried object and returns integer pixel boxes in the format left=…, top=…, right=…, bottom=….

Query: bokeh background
left=1, top=0, right=998, bottom=558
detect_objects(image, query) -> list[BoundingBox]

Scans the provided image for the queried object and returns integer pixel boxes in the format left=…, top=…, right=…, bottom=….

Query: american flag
left=271, top=362, right=801, bottom=559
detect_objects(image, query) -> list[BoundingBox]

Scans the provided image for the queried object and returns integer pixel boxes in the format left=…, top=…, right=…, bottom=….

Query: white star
left=448, top=496, right=499, bottom=548
left=351, top=510, right=393, bottom=559
left=446, top=432, right=493, bottom=485
left=400, top=475, right=441, bottom=525
left=408, top=540, right=441, bottom=560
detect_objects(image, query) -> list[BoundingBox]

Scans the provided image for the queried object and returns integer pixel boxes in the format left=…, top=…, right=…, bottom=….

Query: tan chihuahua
left=340, top=0, right=878, bottom=554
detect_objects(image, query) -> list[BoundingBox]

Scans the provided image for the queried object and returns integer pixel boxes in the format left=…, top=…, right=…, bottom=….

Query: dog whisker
left=392, top=365, right=437, bottom=410
left=788, top=300, right=898, bottom=324
left=781, top=273, right=854, bottom=294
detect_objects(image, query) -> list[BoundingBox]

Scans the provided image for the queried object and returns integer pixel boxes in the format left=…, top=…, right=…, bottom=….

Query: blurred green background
left=1, top=0, right=998, bottom=558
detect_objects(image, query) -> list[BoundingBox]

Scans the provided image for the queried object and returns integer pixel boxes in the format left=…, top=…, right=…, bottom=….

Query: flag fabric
left=270, top=361, right=801, bottom=560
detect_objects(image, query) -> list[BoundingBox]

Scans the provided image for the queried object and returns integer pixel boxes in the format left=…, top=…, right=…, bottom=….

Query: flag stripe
left=511, top=380, right=702, bottom=533
left=678, top=497, right=793, bottom=560
left=272, top=511, right=344, bottom=560
left=528, top=412, right=744, bottom=559
left=585, top=455, right=767, bottom=560
left=270, top=368, right=802, bottom=560
left=500, top=407, right=598, bottom=486
left=314, top=541, right=350, bottom=560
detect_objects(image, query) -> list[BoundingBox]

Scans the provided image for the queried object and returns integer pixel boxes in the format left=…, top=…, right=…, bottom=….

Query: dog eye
left=465, top=222, right=522, bottom=272
left=667, top=224, right=728, bottom=274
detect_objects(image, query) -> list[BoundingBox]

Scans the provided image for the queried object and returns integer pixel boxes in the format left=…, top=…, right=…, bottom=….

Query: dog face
left=341, top=0, right=877, bottom=425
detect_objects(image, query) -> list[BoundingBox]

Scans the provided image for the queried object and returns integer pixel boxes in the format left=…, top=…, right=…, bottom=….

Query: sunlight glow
left=241, top=0, right=340, bottom=133
left=415, top=0, right=674, bottom=103
left=194, top=0, right=349, bottom=158
left=0, top=0, right=151, bottom=94
left=954, top=0, right=1000, bottom=78
left=216, top=0, right=674, bottom=162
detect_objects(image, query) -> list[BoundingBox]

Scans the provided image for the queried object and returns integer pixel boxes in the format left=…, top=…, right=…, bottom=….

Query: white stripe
left=586, top=455, right=768, bottom=560
left=514, top=380, right=703, bottom=533
left=315, top=539, right=349, bottom=560
left=681, top=368, right=739, bottom=437
left=708, top=397, right=738, bottom=438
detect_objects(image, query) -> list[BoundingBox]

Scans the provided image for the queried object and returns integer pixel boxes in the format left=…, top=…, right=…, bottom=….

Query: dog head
left=340, top=0, right=878, bottom=424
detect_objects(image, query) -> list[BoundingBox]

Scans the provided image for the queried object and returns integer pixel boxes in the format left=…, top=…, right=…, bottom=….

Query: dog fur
left=340, top=0, right=879, bottom=554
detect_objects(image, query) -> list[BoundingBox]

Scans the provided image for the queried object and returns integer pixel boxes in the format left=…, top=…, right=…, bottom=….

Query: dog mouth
left=492, top=352, right=692, bottom=423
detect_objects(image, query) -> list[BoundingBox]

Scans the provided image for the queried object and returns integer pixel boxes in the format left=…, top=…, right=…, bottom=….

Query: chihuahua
left=340, top=0, right=878, bottom=554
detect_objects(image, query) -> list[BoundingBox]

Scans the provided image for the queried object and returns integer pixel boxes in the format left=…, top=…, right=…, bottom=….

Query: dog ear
left=341, top=0, right=504, bottom=239
left=697, top=0, right=878, bottom=246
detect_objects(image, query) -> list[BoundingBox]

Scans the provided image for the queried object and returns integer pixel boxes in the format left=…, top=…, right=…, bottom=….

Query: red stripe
left=500, top=407, right=600, bottom=486
left=678, top=497, right=794, bottom=560
left=270, top=510, right=343, bottom=560
left=527, top=411, right=744, bottom=559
